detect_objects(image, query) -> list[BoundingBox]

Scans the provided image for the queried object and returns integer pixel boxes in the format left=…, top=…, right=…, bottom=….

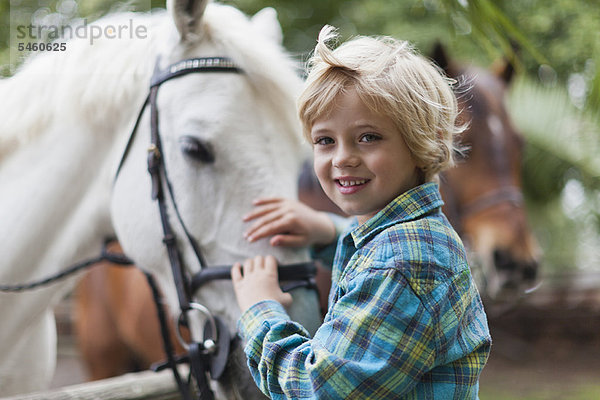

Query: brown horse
left=74, top=242, right=187, bottom=380
left=431, top=43, right=540, bottom=302
left=74, top=44, right=540, bottom=380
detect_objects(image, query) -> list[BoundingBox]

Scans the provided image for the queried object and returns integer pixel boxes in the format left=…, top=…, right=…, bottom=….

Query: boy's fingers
left=245, top=210, right=285, bottom=238
left=243, top=203, right=279, bottom=222
left=244, top=200, right=286, bottom=221
left=231, top=262, right=242, bottom=281
left=246, top=218, right=292, bottom=243
left=253, top=255, right=265, bottom=270
left=270, top=234, right=306, bottom=248
left=264, top=255, right=278, bottom=273
left=243, top=257, right=254, bottom=273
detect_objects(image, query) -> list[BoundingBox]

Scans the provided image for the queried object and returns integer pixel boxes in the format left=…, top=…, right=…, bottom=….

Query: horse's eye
left=179, top=135, right=215, bottom=164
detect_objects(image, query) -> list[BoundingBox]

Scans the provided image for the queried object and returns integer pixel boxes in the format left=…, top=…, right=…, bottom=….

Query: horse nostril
left=522, top=262, right=538, bottom=281
left=493, top=248, right=539, bottom=284
left=493, top=249, right=515, bottom=271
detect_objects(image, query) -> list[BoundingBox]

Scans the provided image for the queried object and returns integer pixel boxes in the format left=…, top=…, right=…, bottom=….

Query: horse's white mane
left=0, top=12, right=160, bottom=159
left=0, top=2, right=304, bottom=159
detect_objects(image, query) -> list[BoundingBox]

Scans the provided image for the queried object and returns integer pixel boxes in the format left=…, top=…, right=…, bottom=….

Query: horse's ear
left=168, top=0, right=209, bottom=40
left=430, top=41, right=451, bottom=76
left=251, top=7, right=283, bottom=44
left=493, top=40, right=519, bottom=85
left=493, top=58, right=515, bottom=85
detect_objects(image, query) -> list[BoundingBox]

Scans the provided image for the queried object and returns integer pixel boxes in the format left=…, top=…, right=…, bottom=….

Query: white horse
left=0, top=0, right=321, bottom=397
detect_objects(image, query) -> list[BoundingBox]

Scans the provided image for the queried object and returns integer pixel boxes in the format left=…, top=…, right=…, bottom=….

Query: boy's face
left=310, top=88, right=420, bottom=225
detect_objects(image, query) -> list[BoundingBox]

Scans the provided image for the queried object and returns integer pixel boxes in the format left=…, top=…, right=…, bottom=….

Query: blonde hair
left=298, top=25, right=465, bottom=182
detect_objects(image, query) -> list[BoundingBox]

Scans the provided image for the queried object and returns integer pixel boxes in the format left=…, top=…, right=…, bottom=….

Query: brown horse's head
left=433, top=44, right=541, bottom=303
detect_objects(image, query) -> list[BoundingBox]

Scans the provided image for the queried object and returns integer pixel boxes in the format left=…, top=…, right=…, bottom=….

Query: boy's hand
left=231, top=255, right=293, bottom=313
left=243, top=198, right=336, bottom=247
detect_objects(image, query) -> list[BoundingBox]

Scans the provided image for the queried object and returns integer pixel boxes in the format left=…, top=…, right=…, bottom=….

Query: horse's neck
left=0, top=15, right=159, bottom=393
left=0, top=77, right=147, bottom=302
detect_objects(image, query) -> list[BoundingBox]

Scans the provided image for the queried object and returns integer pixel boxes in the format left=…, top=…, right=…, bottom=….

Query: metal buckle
left=175, top=302, right=218, bottom=353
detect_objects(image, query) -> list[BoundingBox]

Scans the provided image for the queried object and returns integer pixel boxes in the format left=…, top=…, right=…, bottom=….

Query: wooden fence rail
left=2, top=369, right=182, bottom=400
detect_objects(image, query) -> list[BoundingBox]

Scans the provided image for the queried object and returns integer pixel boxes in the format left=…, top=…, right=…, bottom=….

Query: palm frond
left=438, top=0, right=548, bottom=68
left=508, top=77, right=600, bottom=182
left=508, top=77, right=600, bottom=271
left=588, top=55, right=600, bottom=113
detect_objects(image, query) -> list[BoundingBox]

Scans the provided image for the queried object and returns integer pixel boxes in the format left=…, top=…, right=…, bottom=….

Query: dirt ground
left=479, top=292, right=600, bottom=400
left=480, top=327, right=600, bottom=399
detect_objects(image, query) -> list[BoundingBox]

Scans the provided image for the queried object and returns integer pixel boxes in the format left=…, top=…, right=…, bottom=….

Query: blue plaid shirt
left=238, top=182, right=491, bottom=399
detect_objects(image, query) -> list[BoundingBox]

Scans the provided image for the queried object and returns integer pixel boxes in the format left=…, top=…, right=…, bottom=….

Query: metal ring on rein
left=176, top=302, right=219, bottom=353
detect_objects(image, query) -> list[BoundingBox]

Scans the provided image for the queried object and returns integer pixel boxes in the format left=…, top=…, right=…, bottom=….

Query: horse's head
left=110, top=1, right=318, bottom=397
left=433, top=44, right=541, bottom=303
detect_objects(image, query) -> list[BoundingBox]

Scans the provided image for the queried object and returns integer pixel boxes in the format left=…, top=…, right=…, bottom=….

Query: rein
left=0, top=240, right=134, bottom=292
left=1, top=57, right=318, bottom=400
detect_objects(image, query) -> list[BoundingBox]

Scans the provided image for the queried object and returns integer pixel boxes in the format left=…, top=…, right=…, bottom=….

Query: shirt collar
left=346, top=182, right=444, bottom=249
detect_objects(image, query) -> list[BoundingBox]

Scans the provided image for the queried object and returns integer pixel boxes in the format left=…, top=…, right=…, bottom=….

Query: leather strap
left=151, top=57, right=241, bottom=87
left=191, top=262, right=317, bottom=292
left=145, top=57, right=243, bottom=399
left=459, top=185, right=524, bottom=219
left=189, top=343, right=215, bottom=400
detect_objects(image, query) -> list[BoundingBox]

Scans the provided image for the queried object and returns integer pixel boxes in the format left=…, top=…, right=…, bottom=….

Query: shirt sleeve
left=237, top=268, right=438, bottom=399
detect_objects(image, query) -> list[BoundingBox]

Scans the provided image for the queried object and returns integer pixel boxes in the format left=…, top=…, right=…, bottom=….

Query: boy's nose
left=332, top=145, right=360, bottom=168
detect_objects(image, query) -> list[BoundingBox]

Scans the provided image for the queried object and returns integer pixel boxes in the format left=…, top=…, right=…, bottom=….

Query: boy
left=231, top=25, right=491, bottom=399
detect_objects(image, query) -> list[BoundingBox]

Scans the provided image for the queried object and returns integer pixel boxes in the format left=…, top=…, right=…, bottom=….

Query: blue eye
left=314, top=137, right=334, bottom=145
left=360, top=133, right=380, bottom=143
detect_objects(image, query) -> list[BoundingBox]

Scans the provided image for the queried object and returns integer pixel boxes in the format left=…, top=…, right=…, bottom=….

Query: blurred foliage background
left=1, top=0, right=599, bottom=273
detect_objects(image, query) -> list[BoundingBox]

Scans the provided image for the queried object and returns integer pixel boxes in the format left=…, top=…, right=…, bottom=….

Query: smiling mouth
left=336, top=179, right=369, bottom=187
left=335, top=178, right=370, bottom=194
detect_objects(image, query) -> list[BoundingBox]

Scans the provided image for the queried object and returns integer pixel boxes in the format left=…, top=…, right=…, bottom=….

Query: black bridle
left=119, top=56, right=319, bottom=400
left=140, top=56, right=241, bottom=400
left=119, top=56, right=316, bottom=399
left=1, top=57, right=317, bottom=400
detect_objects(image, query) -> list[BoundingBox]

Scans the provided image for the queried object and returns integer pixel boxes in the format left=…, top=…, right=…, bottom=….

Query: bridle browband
left=1, top=57, right=318, bottom=400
